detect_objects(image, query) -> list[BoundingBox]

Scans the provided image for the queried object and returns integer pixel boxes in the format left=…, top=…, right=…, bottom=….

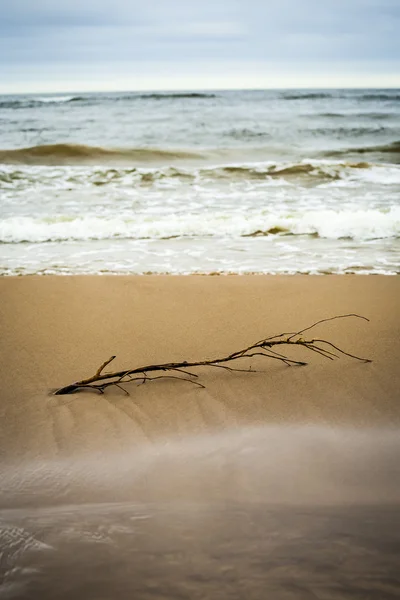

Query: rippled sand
left=2, top=425, right=400, bottom=600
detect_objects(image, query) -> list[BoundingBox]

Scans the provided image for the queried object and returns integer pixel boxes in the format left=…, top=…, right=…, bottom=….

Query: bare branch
left=54, top=315, right=371, bottom=395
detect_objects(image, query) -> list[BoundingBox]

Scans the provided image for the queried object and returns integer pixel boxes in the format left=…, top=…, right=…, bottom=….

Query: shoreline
left=3, top=271, right=400, bottom=276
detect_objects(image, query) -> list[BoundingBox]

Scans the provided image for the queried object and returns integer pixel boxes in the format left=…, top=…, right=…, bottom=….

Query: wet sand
left=0, top=275, right=400, bottom=599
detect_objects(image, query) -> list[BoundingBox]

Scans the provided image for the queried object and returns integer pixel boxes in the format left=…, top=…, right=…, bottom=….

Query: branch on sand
left=54, top=314, right=371, bottom=396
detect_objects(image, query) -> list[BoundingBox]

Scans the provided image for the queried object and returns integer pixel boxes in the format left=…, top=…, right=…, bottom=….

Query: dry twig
left=54, top=314, right=371, bottom=395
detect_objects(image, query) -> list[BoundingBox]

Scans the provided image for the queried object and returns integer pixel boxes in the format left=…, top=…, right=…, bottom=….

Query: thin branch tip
left=95, top=355, right=116, bottom=377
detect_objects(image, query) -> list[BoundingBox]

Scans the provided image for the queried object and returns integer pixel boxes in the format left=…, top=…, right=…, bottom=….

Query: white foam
left=35, top=95, right=77, bottom=104
left=1, top=206, right=399, bottom=244
left=1, top=159, right=399, bottom=275
left=1, top=160, right=400, bottom=190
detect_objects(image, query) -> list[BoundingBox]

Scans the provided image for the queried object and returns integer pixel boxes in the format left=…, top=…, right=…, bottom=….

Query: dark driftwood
left=54, top=314, right=371, bottom=396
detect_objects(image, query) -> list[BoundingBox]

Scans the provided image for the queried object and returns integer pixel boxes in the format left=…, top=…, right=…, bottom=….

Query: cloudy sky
left=1, top=0, right=399, bottom=93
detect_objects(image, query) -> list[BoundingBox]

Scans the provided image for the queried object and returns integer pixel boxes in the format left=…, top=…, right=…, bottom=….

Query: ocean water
left=0, top=89, right=399, bottom=275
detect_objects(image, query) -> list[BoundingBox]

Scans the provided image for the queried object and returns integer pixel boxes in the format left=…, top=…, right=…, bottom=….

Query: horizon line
left=1, top=85, right=400, bottom=96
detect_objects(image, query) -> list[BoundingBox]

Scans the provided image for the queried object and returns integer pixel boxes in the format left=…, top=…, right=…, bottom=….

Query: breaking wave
left=203, top=161, right=396, bottom=183
left=1, top=207, right=399, bottom=244
left=327, top=140, right=400, bottom=160
left=1, top=159, right=399, bottom=188
left=2, top=139, right=400, bottom=168
left=35, top=95, right=82, bottom=103
left=0, top=143, right=203, bottom=165
left=0, top=96, right=83, bottom=109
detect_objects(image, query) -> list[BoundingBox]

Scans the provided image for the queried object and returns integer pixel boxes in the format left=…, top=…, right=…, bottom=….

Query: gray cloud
left=0, top=0, right=399, bottom=90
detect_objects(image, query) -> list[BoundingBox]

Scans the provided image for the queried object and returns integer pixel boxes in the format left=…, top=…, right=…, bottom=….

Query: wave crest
left=327, top=140, right=400, bottom=161
left=358, top=93, right=400, bottom=101
left=0, top=143, right=203, bottom=166
left=0, top=92, right=217, bottom=110
left=138, top=92, right=217, bottom=100
left=0, top=96, right=83, bottom=109
left=2, top=138, right=399, bottom=168
left=283, top=93, right=332, bottom=100
left=1, top=160, right=399, bottom=188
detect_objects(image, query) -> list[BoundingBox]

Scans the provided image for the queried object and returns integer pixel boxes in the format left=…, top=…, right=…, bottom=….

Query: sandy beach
left=1, top=274, right=400, bottom=485
left=1, top=274, right=399, bottom=432
left=1, top=274, right=400, bottom=598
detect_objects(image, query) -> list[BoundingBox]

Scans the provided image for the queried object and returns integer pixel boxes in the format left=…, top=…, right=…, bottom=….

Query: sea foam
left=1, top=207, right=399, bottom=244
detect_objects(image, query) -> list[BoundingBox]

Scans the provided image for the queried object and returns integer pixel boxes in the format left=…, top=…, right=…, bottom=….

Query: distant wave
left=311, top=112, right=397, bottom=120
left=358, top=93, right=400, bottom=101
left=0, top=93, right=219, bottom=110
left=354, top=140, right=400, bottom=154
left=1, top=207, right=398, bottom=244
left=282, top=91, right=400, bottom=101
left=35, top=95, right=82, bottom=103
left=2, top=90, right=399, bottom=110
left=223, top=128, right=270, bottom=140
left=308, top=126, right=388, bottom=137
left=283, top=93, right=332, bottom=100
left=0, top=143, right=203, bottom=166
left=0, top=96, right=83, bottom=109
left=359, top=112, right=396, bottom=120
left=304, top=112, right=396, bottom=121
left=318, top=113, right=345, bottom=118
left=327, top=140, right=400, bottom=159
left=137, top=92, right=217, bottom=100
left=91, top=92, right=218, bottom=102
